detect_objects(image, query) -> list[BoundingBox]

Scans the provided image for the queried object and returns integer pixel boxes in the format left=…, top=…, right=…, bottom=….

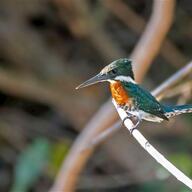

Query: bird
left=76, top=58, right=192, bottom=127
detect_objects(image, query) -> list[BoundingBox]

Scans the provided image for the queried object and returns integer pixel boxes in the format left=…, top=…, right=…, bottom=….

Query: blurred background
left=0, top=0, right=191, bottom=191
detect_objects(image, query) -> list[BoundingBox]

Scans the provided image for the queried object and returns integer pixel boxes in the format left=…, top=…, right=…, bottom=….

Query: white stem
left=112, top=99, right=192, bottom=190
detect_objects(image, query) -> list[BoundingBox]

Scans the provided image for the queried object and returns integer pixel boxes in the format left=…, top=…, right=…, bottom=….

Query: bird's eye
left=111, top=69, right=117, bottom=74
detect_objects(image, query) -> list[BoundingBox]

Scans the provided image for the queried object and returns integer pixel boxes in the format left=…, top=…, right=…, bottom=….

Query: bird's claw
left=130, top=127, right=137, bottom=135
left=122, top=116, right=130, bottom=125
left=122, top=113, right=141, bottom=135
left=117, top=104, right=124, bottom=109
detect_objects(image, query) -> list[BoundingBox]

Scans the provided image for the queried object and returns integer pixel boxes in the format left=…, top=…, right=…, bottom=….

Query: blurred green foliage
left=170, top=153, right=192, bottom=177
left=11, top=138, right=50, bottom=192
left=48, top=140, right=70, bottom=177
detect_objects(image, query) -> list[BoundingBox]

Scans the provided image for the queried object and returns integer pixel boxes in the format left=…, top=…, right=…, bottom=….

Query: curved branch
left=50, top=1, right=175, bottom=191
left=131, top=0, right=175, bottom=81
left=103, top=0, right=187, bottom=68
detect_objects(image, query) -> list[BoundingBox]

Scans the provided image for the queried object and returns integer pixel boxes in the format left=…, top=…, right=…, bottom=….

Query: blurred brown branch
left=78, top=172, right=148, bottom=190
left=50, top=0, right=176, bottom=191
left=53, top=0, right=125, bottom=61
left=0, top=68, right=100, bottom=127
left=0, top=1, right=108, bottom=128
left=103, top=0, right=188, bottom=68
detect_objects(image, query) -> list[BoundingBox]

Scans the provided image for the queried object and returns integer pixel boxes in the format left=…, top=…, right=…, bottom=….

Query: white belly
left=122, top=105, right=164, bottom=123
left=139, top=110, right=164, bottom=123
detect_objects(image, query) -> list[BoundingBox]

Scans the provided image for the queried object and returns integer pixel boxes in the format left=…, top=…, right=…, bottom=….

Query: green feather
left=164, top=104, right=192, bottom=112
left=121, top=82, right=168, bottom=120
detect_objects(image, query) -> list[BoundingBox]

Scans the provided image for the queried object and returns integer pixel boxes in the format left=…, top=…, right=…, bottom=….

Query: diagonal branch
left=112, top=99, right=192, bottom=190
left=153, top=61, right=192, bottom=99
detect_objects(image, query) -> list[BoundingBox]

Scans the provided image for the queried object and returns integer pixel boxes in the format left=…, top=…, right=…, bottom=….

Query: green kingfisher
left=76, top=58, right=192, bottom=125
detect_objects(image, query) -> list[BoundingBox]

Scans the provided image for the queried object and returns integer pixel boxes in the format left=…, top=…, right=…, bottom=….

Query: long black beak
left=76, top=73, right=109, bottom=89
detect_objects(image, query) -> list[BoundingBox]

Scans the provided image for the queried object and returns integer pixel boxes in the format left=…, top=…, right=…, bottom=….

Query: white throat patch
left=115, top=76, right=136, bottom=84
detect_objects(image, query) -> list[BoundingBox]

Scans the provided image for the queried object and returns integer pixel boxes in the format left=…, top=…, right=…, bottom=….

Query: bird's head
left=76, top=58, right=134, bottom=89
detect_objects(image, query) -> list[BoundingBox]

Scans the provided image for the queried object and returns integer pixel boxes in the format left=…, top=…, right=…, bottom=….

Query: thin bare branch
left=89, top=121, right=122, bottom=149
left=154, top=61, right=192, bottom=98
left=159, top=80, right=192, bottom=100
left=112, top=99, right=192, bottom=190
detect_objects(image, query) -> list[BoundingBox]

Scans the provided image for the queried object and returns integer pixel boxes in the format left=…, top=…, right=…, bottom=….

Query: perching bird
left=76, top=58, right=192, bottom=126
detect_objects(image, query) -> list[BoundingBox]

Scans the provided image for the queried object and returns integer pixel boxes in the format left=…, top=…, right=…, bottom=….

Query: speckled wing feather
left=121, top=82, right=168, bottom=120
left=164, top=105, right=192, bottom=118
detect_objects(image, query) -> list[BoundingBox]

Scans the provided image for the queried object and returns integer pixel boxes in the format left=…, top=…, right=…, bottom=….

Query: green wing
left=122, top=82, right=168, bottom=120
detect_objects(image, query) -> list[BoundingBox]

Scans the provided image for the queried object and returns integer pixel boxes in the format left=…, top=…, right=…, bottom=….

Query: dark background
left=0, top=0, right=191, bottom=191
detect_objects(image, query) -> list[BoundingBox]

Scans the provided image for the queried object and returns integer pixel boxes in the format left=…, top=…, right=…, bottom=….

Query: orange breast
left=110, top=81, right=129, bottom=105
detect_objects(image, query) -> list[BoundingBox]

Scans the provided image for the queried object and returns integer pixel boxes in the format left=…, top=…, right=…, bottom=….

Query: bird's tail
left=164, top=104, right=192, bottom=119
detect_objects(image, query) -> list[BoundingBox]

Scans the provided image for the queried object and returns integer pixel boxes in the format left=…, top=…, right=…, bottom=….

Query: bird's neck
left=114, top=76, right=136, bottom=84
left=110, top=81, right=129, bottom=106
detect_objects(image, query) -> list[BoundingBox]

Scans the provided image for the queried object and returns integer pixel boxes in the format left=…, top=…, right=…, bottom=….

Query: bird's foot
left=117, top=104, right=124, bottom=109
left=130, top=127, right=137, bottom=134
left=122, top=113, right=141, bottom=135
